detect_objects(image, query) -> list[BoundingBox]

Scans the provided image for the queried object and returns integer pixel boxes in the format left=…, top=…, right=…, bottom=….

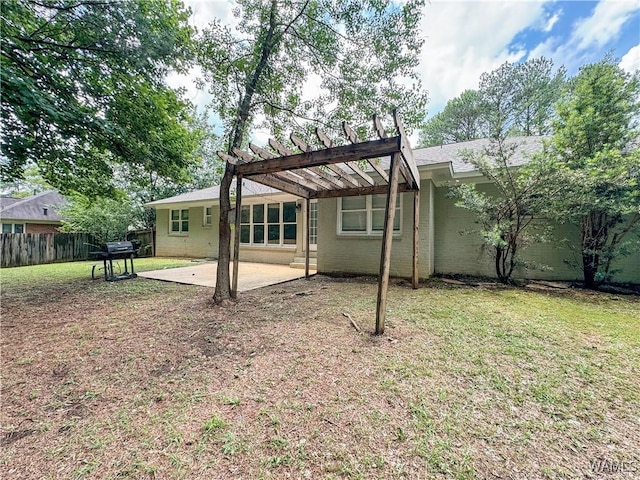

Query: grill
left=91, top=241, right=138, bottom=281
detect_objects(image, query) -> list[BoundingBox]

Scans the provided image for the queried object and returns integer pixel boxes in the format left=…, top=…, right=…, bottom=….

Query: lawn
left=1, top=262, right=638, bottom=479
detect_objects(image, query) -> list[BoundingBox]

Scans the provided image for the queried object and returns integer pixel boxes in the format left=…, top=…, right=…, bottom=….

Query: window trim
left=337, top=194, right=402, bottom=236
left=203, top=206, right=213, bottom=227
left=2, top=223, right=25, bottom=234
left=169, top=208, right=189, bottom=235
left=239, top=201, right=297, bottom=248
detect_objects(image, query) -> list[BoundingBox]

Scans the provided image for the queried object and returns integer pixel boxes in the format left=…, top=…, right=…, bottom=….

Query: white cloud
left=530, top=0, right=640, bottom=71
left=619, top=43, right=640, bottom=72
left=573, top=0, right=639, bottom=50
left=543, top=11, right=561, bottom=32
left=419, top=0, right=550, bottom=115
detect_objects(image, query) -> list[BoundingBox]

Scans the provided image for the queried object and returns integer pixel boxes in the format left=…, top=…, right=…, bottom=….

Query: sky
left=170, top=0, right=640, bottom=139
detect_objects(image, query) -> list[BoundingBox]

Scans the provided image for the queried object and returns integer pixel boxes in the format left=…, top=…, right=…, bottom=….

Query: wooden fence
left=0, top=233, right=96, bottom=268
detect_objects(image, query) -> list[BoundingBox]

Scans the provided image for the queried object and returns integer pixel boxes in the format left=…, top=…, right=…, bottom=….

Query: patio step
left=290, top=256, right=317, bottom=270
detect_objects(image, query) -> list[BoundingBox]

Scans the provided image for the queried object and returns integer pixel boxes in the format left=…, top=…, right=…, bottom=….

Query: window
left=2, top=223, right=24, bottom=233
left=170, top=209, right=189, bottom=234
left=338, top=194, right=401, bottom=235
left=204, top=207, right=212, bottom=227
left=240, top=201, right=297, bottom=246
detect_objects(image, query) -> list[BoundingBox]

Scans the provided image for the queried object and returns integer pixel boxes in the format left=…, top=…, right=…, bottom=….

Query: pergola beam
left=311, top=182, right=413, bottom=199
left=234, top=137, right=402, bottom=176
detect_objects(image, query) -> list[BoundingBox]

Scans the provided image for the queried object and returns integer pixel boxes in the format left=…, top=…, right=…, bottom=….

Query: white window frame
left=337, top=194, right=402, bottom=236
left=239, top=201, right=297, bottom=247
left=203, top=206, right=213, bottom=227
left=169, top=209, right=189, bottom=235
left=2, top=223, right=25, bottom=233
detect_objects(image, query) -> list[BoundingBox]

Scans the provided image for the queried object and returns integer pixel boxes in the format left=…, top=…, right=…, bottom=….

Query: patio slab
left=138, top=261, right=315, bottom=291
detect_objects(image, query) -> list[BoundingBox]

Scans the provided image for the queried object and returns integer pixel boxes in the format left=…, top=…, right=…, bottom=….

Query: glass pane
left=240, top=225, right=250, bottom=244
left=372, top=194, right=400, bottom=209
left=267, top=203, right=279, bottom=223
left=171, top=221, right=180, bottom=232
left=283, top=202, right=296, bottom=222
left=181, top=209, right=189, bottom=220
left=253, top=204, right=264, bottom=223
left=253, top=225, right=264, bottom=244
left=342, top=212, right=366, bottom=232
left=342, top=196, right=366, bottom=210
left=268, top=224, right=280, bottom=244
left=14, top=224, right=24, bottom=233
left=372, top=210, right=384, bottom=231
left=283, top=224, right=296, bottom=244
left=171, top=210, right=179, bottom=221
left=241, top=205, right=250, bottom=224
left=372, top=209, right=401, bottom=231
left=182, top=220, right=189, bottom=232
left=206, top=207, right=212, bottom=216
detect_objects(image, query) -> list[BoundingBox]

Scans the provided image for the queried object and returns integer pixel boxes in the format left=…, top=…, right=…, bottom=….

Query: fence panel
left=1, top=233, right=95, bottom=268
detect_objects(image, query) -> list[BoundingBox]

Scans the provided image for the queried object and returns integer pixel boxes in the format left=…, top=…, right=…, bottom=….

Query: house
left=147, top=137, right=640, bottom=284
left=0, top=190, right=66, bottom=234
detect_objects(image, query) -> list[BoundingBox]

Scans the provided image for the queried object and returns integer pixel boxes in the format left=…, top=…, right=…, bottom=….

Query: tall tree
left=479, top=57, right=565, bottom=138
left=1, top=0, right=200, bottom=197
left=198, top=0, right=428, bottom=303
left=544, top=57, right=640, bottom=288
left=418, top=90, right=487, bottom=147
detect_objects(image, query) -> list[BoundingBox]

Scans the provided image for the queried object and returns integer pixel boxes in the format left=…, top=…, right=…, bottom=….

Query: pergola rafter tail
left=216, top=112, right=420, bottom=334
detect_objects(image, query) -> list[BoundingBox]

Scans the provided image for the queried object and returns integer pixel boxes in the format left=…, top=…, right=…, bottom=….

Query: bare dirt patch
left=1, top=274, right=638, bottom=479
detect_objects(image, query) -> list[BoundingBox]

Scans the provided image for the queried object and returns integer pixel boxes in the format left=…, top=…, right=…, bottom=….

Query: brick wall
left=26, top=223, right=60, bottom=234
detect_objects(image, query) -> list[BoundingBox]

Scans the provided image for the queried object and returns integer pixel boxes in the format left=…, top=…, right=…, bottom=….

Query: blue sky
left=171, top=0, right=640, bottom=139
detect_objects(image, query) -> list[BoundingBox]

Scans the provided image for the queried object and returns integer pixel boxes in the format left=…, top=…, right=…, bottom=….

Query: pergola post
left=412, top=189, right=420, bottom=289
left=375, top=153, right=401, bottom=335
left=231, top=175, right=242, bottom=299
left=305, top=197, right=310, bottom=279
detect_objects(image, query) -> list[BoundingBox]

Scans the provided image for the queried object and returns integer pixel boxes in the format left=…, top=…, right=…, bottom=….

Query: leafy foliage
left=1, top=0, right=201, bottom=197
left=542, top=57, right=640, bottom=287
left=449, top=138, right=554, bottom=283
left=419, top=57, right=565, bottom=147
left=198, top=0, right=429, bottom=302
left=58, top=196, right=138, bottom=244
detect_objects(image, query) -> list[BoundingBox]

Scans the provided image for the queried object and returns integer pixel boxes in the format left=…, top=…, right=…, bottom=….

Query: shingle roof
left=0, top=190, right=66, bottom=222
left=146, top=179, right=280, bottom=207
left=413, top=136, right=543, bottom=173
left=146, top=137, right=545, bottom=206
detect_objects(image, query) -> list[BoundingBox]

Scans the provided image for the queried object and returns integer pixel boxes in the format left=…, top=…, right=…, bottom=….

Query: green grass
left=0, top=257, right=194, bottom=289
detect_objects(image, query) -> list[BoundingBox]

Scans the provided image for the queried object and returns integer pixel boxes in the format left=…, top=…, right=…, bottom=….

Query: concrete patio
left=138, top=261, right=316, bottom=291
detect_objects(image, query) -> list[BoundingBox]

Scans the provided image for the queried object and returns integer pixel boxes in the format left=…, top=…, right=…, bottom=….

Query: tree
left=418, top=90, right=487, bottom=147
left=1, top=0, right=201, bottom=197
left=58, top=195, right=138, bottom=244
left=419, top=57, right=565, bottom=147
left=479, top=57, right=565, bottom=138
left=449, top=137, right=554, bottom=283
left=544, top=57, right=640, bottom=288
left=198, top=0, right=428, bottom=303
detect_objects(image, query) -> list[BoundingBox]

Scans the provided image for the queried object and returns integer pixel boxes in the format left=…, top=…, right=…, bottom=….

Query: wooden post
left=375, top=153, right=401, bottom=335
left=305, top=198, right=310, bottom=279
left=412, top=189, right=420, bottom=289
left=231, top=175, right=242, bottom=299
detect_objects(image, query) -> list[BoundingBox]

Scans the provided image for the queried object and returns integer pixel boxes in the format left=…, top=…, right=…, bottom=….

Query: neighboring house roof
left=147, top=136, right=544, bottom=207
left=0, top=190, right=66, bottom=222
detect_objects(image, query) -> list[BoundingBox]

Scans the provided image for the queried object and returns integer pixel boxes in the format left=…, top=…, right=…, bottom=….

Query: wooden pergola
left=218, top=111, right=420, bottom=334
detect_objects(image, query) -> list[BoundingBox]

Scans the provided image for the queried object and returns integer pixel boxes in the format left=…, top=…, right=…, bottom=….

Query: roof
left=413, top=136, right=543, bottom=173
left=0, top=197, right=21, bottom=208
left=148, top=136, right=544, bottom=207
left=146, top=179, right=280, bottom=207
left=0, top=190, right=66, bottom=222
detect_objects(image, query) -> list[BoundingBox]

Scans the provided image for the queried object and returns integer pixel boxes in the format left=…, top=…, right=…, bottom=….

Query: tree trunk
left=212, top=0, right=280, bottom=304
left=213, top=162, right=235, bottom=303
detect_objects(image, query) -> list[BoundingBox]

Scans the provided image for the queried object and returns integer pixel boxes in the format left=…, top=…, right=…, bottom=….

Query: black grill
left=91, top=241, right=138, bottom=281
